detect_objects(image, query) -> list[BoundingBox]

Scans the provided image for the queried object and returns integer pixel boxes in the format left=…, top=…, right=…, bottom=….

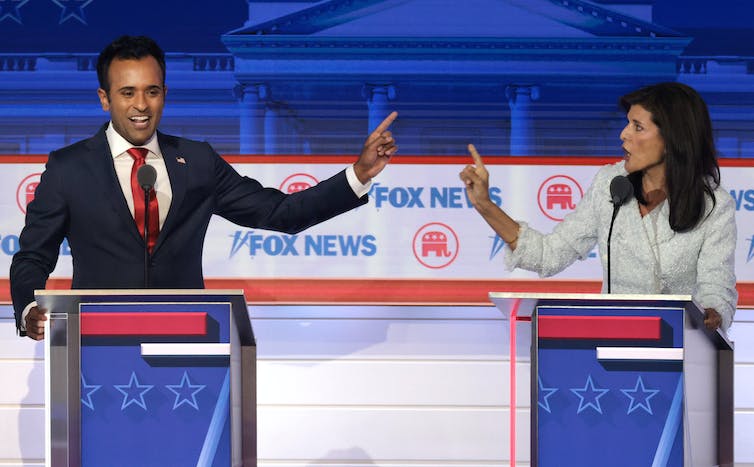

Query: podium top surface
left=36, top=289, right=245, bottom=297
left=489, top=291, right=733, bottom=350
left=36, top=289, right=255, bottom=345
left=35, top=288, right=249, bottom=316
left=489, top=292, right=696, bottom=315
left=489, top=291, right=693, bottom=303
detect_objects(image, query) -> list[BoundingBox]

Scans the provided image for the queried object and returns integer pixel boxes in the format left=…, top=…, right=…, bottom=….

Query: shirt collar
left=105, top=122, right=162, bottom=159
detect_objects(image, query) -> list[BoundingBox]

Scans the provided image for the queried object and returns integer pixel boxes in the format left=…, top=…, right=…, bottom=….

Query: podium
left=490, top=292, right=733, bottom=467
left=38, top=289, right=256, bottom=467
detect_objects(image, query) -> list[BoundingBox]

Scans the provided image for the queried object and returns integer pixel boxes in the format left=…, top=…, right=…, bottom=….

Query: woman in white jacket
left=460, top=82, right=737, bottom=331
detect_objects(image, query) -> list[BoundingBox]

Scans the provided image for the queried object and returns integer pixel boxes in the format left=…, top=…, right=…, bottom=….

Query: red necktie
left=127, top=147, right=159, bottom=253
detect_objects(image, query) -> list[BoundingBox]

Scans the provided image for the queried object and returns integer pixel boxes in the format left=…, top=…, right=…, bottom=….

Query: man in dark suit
left=11, top=35, right=397, bottom=340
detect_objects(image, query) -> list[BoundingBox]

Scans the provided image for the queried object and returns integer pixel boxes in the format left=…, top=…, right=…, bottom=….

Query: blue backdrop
left=1, top=0, right=753, bottom=156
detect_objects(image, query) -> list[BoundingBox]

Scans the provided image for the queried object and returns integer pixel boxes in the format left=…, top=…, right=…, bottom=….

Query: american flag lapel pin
left=176, top=156, right=186, bottom=164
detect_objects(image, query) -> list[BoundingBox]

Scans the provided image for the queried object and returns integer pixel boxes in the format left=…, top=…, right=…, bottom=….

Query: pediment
left=227, top=0, right=683, bottom=39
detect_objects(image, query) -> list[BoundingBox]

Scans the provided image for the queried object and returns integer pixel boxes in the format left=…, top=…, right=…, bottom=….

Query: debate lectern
left=490, top=292, right=733, bottom=467
left=38, top=289, right=256, bottom=467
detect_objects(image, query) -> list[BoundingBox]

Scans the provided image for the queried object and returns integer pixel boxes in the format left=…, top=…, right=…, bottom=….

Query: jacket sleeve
left=504, top=165, right=614, bottom=277
left=210, top=144, right=367, bottom=234
left=693, top=188, right=738, bottom=330
left=10, top=152, right=68, bottom=332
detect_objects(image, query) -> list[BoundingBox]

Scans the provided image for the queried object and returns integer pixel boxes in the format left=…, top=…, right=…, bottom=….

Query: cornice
left=0, top=53, right=233, bottom=73
left=223, top=36, right=691, bottom=59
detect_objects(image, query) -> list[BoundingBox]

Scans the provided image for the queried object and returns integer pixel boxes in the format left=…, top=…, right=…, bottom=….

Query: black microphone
left=610, top=175, right=633, bottom=206
left=137, top=164, right=157, bottom=191
left=136, top=164, right=157, bottom=288
left=607, top=175, right=634, bottom=293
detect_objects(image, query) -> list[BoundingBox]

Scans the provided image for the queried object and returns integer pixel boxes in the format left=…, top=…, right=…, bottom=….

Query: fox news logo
left=369, top=183, right=502, bottom=209
left=731, top=189, right=754, bottom=211
left=0, top=235, right=70, bottom=256
left=229, top=231, right=376, bottom=257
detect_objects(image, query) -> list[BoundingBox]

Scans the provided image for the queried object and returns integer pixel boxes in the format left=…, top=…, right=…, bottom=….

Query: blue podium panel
left=79, top=302, right=232, bottom=467
left=535, top=306, right=685, bottom=467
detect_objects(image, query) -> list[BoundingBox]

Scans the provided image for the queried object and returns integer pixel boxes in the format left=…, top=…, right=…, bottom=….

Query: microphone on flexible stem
left=137, top=164, right=157, bottom=288
left=607, top=175, right=633, bottom=294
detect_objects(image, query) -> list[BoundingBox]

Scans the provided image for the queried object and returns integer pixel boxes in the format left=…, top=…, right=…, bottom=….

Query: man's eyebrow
left=115, top=85, right=163, bottom=92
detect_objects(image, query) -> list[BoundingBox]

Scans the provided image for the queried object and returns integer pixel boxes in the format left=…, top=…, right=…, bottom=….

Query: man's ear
left=97, top=88, right=110, bottom=111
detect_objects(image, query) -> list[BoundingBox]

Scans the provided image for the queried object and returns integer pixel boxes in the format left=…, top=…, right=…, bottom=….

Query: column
left=264, top=102, right=280, bottom=155
left=234, top=83, right=267, bottom=155
left=506, top=84, right=539, bottom=156
left=363, top=84, right=396, bottom=133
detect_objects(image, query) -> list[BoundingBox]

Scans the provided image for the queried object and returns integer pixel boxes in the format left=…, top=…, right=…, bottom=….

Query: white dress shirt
left=106, top=123, right=172, bottom=228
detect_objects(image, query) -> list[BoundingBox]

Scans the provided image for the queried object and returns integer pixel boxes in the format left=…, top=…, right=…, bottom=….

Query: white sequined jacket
left=506, top=161, right=738, bottom=330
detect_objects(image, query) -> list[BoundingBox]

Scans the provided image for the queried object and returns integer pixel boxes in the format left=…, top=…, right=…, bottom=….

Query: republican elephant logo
left=412, top=222, right=459, bottom=269
left=537, top=175, right=584, bottom=222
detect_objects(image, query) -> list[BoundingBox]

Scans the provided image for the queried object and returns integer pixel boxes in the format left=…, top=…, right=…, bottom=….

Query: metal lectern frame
left=39, top=289, right=256, bottom=467
left=490, top=292, right=734, bottom=467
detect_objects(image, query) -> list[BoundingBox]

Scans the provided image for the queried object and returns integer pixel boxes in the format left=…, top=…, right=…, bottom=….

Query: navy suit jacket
left=10, top=126, right=367, bottom=330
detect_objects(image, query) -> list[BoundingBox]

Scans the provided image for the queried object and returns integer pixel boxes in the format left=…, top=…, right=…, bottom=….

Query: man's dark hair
left=620, top=82, right=720, bottom=232
left=96, top=35, right=166, bottom=93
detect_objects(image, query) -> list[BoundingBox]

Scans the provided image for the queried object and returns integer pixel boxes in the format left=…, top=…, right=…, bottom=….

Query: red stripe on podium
left=537, top=315, right=661, bottom=340
left=81, top=312, right=207, bottom=336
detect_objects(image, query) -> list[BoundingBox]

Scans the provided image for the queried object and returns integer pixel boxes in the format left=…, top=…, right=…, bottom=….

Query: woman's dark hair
left=620, top=82, right=720, bottom=232
left=96, top=35, right=166, bottom=94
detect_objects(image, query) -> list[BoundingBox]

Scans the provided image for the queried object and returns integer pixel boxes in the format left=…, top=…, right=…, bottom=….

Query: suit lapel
left=86, top=128, right=145, bottom=246
left=155, top=132, right=187, bottom=251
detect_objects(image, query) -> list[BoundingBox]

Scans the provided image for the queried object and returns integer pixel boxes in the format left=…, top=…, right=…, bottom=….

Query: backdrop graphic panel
left=2, top=159, right=753, bottom=293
